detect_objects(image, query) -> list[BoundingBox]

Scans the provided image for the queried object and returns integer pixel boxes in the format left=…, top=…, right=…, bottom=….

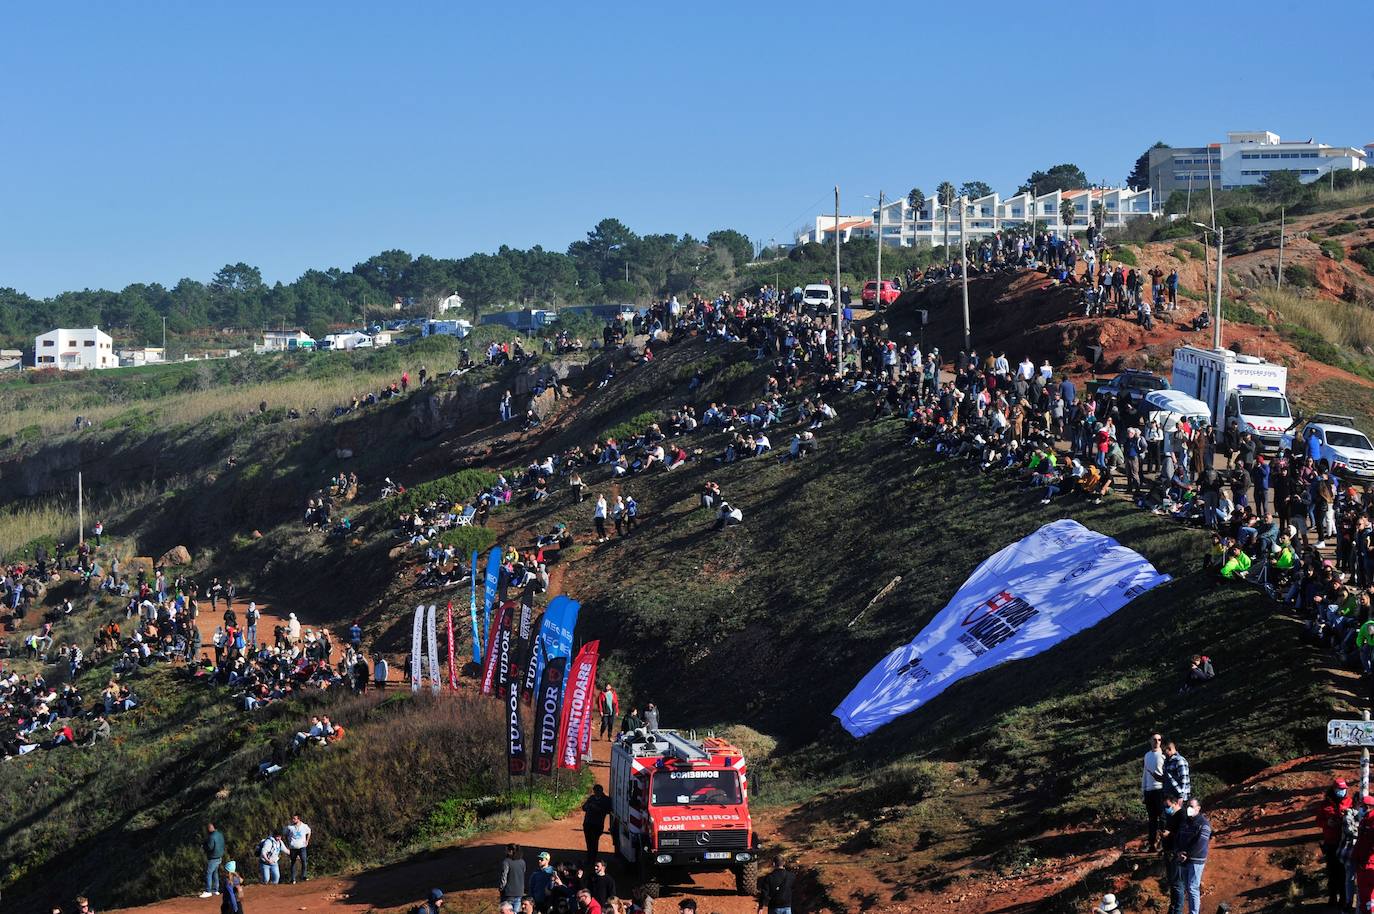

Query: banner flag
left=574, top=642, right=601, bottom=765
left=558, top=640, right=599, bottom=771
left=520, top=611, right=544, bottom=705
left=470, top=550, right=481, bottom=663
left=533, top=595, right=580, bottom=695
left=482, top=546, right=502, bottom=650
left=834, top=519, right=1171, bottom=737
left=508, top=659, right=528, bottom=775
left=515, top=601, right=535, bottom=681
left=409, top=604, right=424, bottom=692
left=495, top=600, right=518, bottom=699
left=446, top=602, right=459, bottom=690
left=480, top=601, right=513, bottom=696
left=533, top=656, right=567, bottom=776
left=426, top=604, right=440, bottom=695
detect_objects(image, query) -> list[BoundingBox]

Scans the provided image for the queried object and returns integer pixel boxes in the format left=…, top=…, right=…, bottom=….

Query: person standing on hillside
left=201, top=822, right=226, bottom=897
left=1142, top=734, right=1167, bottom=851
left=582, top=786, right=613, bottom=865
left=374, top=654, right=389, bottom=691
left=220, top=861, right=244, bottom=914
left=1160, top=793, right=1187, bottom=914
left=1163, top=742, right=1191, bottom=802
left=1175, top=798, right=1211, bottom=914
left=1318, top=778, right=1354, bottom=908
left=593, top=495, right=608, bottom=543
left=498, top=843, right=526, bottom=907
left=644, top=703, right=660, bottom=731
left=597, top=683, right=619, bottom=741
left=284, top=814, right=311, bottom=883
left=758, top=856, right=795, bottom=914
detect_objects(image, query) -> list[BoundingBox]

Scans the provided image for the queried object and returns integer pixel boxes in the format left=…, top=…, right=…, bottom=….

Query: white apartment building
left=856, top=186, right=1153, bottom=249
left=34, top=326, right=116, bottom=370
left=1148, top=131, right=1368, bottom=200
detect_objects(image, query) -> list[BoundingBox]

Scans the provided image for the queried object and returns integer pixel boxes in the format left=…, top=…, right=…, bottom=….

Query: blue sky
left=4, top=1, right=1372, bottom=298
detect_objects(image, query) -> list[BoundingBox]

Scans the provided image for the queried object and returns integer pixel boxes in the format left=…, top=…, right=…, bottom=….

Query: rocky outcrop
left=158, top=545, right=192, bottom=566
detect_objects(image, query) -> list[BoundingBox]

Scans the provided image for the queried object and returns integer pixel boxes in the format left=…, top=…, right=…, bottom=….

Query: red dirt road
left=110, top=736, right=759, bottom=914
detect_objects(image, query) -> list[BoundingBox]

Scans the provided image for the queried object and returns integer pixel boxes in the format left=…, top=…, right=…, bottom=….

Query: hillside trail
left=109, top=734, right=760, bottom=914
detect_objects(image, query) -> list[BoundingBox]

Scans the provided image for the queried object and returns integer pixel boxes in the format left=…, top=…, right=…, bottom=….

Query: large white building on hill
left=1148, top=131, right=1368, bottom=200
left=792, top=187, right=1152, bottom=250
left=34, top=326, right=116, bottom=370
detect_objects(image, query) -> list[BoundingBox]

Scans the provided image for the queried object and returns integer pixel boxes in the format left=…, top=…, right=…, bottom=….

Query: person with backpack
left=257, top=832, right=286, bottom=884
left=414, top=889, right=444, bottom=914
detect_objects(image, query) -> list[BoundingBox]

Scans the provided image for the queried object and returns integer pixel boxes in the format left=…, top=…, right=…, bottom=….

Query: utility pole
left=959, top=196, right=971, bottom=352
left=77, top=471, right=84, bottom=546
left=161, top=316, right=167, bottom=355
left=1277, top=207, right=1285, bottom=291
left=1214, top=224, right=1225, bottom=350
left=834, top=185, right=842, bottom=360
left=876, top=190, right=884, bottom=300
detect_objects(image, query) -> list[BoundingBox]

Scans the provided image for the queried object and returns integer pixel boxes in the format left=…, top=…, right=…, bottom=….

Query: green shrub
left=1217, top=206, right=1263, bottom=227
left=1109, top=247, right=1138, bottom=267
left=1153, top=221, right=1196, bottom=241
left=434, top=526, right=497, bottom=555
left=1284, top=264, right=1316, bottom=288
left=1327, top=221, right=1358, bottom=236
left=1223, top=300, right=1266, bottom=326
left=391, top=469, right=497, bottom=518
left=17, top=424, right=41, bottom=442
left=1361, top=208, right=1374, bottom=219
left=1177, top=240, right=1205, bottom=259
left=601, top=410, right=660, bottom=444
left=1352, top=247, right=1374, bottom=273
left=99, top=408, right=156, bottom=433
left=1320, top=239, right=1346, bottom=261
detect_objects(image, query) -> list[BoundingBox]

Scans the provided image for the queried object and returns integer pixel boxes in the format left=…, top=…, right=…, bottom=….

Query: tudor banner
left=521, top=610, right=544, bottom=705
left=558, top=640, right=600, bottom=770
left=834, top=519, right=1171, bottom=737
left=495, top=600, right=518, bottom=699
left=533, top=655, right=567, bottom=776
left=508, top=655, right=528, bottom=775
left=480, top=601, right=514, bottom=696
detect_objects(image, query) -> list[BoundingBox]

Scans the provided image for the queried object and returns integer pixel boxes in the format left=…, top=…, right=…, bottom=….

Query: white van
left=801, top=284, right=835, bottom=310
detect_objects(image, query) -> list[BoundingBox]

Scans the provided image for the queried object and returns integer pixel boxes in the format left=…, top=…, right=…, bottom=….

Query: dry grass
left=0, top=481, right=163, bottom=559
left=1259, top=289, right=1374, bottom=353
left=0, top=357, right=463, bottom=440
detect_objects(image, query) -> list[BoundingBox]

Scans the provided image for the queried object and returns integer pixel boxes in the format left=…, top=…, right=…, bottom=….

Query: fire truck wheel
left=736, top=859, right=759, bottom=895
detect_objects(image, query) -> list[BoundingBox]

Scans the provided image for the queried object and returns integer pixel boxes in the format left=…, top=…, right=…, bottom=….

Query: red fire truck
left=609, top=729, right=760, bottom=897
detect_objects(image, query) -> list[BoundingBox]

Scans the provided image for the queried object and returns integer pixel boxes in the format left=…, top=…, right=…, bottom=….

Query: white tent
left=1144, top=389, right=1211, bottom=422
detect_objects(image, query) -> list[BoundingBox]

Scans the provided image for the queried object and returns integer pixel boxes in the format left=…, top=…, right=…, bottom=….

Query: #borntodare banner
left=426, top=604, right=440, bottom=695
left=834, top=519, right=1171, bottom=737
left=558, top=640, right=599, bottom=771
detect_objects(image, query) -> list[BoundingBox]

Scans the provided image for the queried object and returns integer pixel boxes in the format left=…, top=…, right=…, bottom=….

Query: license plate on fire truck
left=704, top=851, right=732, bottom=860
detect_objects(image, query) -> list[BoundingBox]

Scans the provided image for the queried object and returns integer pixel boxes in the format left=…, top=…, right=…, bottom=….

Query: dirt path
left=110, top=734, right=759, bottom=914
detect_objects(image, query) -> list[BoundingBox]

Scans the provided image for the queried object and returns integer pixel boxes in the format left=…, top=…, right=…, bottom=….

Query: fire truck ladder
left=657, top=730, right=710, bottom=762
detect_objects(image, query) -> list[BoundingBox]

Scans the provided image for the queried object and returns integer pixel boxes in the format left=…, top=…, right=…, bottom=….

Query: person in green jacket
left=1356, top=615, right=1374, bottom=675
left=201, top=822, right=226, bottom=897
left=1220, top=546, right=1252, bottom=579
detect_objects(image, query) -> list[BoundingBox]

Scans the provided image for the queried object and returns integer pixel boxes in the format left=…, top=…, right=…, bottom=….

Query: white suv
left=1289, top=414, right=1374, bottom=480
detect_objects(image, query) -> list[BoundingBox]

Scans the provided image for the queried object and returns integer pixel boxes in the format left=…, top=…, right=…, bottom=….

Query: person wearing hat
left=529, top=852, right=554, bottom=912
left=1320, top=777, right=1355, bottom=907
left=220, top=861, right=244, bottom=914
left=1096, top=893, right=1119, bottom=913
left=414, top=888, right=444, bottom=914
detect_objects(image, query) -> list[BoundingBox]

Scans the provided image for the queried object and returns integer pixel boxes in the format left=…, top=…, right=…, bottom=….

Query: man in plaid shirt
left=1164, top=741, right=1191, bottom=801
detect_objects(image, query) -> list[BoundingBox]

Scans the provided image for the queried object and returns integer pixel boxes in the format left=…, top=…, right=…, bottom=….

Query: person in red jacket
left=1353, top=796, right=1374, bottom=912
left=1320, top=778, right=1354, bottom=907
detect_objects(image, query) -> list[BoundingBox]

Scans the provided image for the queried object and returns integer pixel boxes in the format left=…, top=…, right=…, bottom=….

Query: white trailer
left=1170, top=346, right=1293, bottom=451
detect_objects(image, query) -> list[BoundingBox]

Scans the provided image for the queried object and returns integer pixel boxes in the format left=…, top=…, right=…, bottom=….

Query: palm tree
left=1060, top=198, right=1077, bottom=235
left=906, top=187, right=925, bottom=218
left=936, top=181, right=957, bottom=267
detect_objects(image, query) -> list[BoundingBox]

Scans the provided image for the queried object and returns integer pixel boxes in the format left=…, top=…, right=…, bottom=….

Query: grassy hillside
left=0, top=330, right=1334, bottom=911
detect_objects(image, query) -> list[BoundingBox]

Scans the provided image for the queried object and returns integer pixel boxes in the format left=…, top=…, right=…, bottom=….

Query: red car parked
left=861, top=280, right=900, bottom=307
